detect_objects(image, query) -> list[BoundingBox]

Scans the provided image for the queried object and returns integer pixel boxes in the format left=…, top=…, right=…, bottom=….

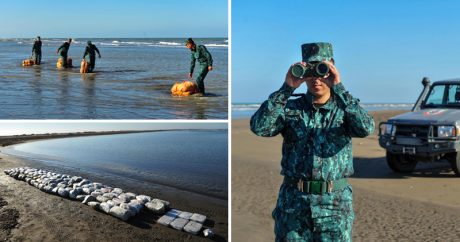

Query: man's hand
left=285, top=62, right=308, bottom=89
left=188, top=73, right=193, bottom=79
left=208, top=66, right=213, bottom=71
left=325, top=61, right=341, bottom=86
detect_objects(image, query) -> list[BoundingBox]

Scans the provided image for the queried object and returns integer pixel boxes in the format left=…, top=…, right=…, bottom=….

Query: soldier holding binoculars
left=250, top=42, right=374, bottom=241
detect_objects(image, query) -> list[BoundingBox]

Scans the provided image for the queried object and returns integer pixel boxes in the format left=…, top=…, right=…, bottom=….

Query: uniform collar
left=304, top=92, right=335, bottom=111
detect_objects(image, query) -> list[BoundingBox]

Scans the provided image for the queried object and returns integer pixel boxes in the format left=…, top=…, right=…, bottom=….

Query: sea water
left=3, top=130, right=228, bottom=199
left=0, top=38, right=228, bottom=119
left=232, top=103, right=413, bottom=118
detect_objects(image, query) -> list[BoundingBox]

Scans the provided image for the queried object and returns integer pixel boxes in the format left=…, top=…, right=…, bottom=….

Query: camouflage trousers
left=195, top=65, right=209, bottom=94
left=273, top=182, right=354, bottom=242
left=33, top=51, right=41, bottom=65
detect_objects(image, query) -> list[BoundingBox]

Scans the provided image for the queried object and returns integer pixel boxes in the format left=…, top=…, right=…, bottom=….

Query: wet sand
left=0, top=134, right=228, bottom=242
left=232, top=110, right=460, bottom=241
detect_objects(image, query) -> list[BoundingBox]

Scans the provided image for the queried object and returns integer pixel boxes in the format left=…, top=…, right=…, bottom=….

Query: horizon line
left=0, top=36, right=228, bottom=39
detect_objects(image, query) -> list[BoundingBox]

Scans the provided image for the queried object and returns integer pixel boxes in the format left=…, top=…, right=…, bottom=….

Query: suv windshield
left=423, top=84, right=460, bottom=108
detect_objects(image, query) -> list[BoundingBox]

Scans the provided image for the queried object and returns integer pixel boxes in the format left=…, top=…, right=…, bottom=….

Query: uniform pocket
left=284, top=111, right=308, bottom=142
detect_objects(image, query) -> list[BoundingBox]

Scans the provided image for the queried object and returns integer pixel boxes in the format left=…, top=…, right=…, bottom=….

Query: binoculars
left=291, top=62, right=329, bottom=78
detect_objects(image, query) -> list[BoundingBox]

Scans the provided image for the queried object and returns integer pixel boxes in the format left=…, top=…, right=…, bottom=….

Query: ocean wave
left=5, top=38, right=227, bottom=48
left=232, top=103, right=413, bottom=112
left=205, top=43, right=228, bottom=48
left=99, top=43, right=120, bottom=46
left=232, top=104, right=261, bottom=111
left=361, top=103, right=413, bottom=109
left=158, top=41, right=181, bottom=46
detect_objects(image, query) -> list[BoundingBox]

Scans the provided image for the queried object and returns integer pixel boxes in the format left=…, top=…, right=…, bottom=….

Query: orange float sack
left=57, top=58, right=73, bottom=68
left=80, top=59, right=89, bottom=73
left=22, top=59, right=35, bottom=66
left=171, top=81, right=199, bottom=96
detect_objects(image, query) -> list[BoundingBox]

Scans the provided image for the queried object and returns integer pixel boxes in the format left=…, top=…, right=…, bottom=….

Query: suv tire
left=446, top=152, right=460, bottom=177
left=386, top=151, right=417, bottom=173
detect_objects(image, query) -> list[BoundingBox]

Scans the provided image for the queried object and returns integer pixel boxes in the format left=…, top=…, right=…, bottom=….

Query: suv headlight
left=381, top=124, right=395, bottom=135
left=437, top=125, right=456, bottom=137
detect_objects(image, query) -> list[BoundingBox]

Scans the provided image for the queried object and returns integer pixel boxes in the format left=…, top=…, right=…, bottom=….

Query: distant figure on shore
left=57, top=38, right=72, bottom=68
left=186, top=38, right=213, bottom=95
left=32, top=36, right=42, bottom=65
left=250, top=42, right=374, bottom=241
left=83, top=41, right=101, bottom=72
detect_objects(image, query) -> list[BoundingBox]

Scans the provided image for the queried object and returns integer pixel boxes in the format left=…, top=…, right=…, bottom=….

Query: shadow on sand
left=92, top=209, right=224, bottom=241
left=352, top=156, right=457, bottom=179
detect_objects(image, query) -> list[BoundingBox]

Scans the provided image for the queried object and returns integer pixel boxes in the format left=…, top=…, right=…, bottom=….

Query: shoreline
left=0, top=129, right=206, bottom=147
left=232, top=110, right=460, bottom=241
left=0, top=131, right=228, bottom=241
left=1, top=130, right=228, bottom=201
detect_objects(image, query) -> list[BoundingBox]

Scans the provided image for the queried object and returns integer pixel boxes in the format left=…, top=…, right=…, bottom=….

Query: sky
left=0, top=122, right=227, bottom=136
left=232, top=0, right=460, bottom=104
left=0, top=0, right=228, bottom=38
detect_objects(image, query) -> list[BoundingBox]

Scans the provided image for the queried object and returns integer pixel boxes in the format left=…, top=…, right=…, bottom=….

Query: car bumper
left=379, top=135, right=458, bottom=156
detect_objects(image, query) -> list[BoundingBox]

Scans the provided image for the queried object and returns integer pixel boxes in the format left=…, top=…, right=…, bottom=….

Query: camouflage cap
left=301, top=42, right=333, bottom=62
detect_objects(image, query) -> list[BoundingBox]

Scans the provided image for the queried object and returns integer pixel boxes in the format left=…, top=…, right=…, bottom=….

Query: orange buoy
left=80, top=59, right=89, bottom=73
left=171, top=81, right=199, bottom=96
left=22, top=59, right=35, bottom=66
left=57, top=58, right=73, bottom=68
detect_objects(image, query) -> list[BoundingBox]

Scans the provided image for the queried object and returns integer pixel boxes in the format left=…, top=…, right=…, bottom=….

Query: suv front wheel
left=386, top=151, right=418, bottom=173
left=445, top=152, right=460, bottom=177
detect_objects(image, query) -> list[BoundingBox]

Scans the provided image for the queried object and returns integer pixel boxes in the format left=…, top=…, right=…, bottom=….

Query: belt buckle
left=327, top=181, right=334, bottom=193
left=311, top=181, right=321, bottom=194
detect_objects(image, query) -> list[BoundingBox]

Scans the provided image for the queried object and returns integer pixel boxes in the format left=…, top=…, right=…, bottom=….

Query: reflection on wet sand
left=57, top=71, right=70, bottom=115
left=32, top=67, right=43, bottom=114
left=81, top=74, right=96, bottom=117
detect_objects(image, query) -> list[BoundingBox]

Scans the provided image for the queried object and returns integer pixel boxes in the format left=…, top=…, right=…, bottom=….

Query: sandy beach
left=232, top=110, right=460, bottom=241
left=0, top=133, right=228, bottom=242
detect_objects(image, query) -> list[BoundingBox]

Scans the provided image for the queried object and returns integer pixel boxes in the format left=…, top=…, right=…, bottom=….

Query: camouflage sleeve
left=202, top=46, right=213, bottom=67
left=333, top=83, right=375, bottom=137
left=57, top=43, right=65, bottom=52
left=250, top=83, right=295, bottom=137
left=95, top=46, right=101, bottom=56
left=190, top=53, right=196, bottom=74
left=83, top=47, right=89, bottom=59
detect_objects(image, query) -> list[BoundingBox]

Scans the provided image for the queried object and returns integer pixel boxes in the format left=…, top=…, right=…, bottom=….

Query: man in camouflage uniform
left=56, top=38, right=72, bottom=68
left=83, top=41, right=102, bottom=72
left=32, top=36, right=42, bottom=65
left=186, top=38, right=213, bottom=95
left=250, top=42, right=374, bottom=241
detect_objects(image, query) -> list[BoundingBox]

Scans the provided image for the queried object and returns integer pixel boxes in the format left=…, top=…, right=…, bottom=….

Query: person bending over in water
left=186, top=38, right=213, bottom=96
left=83, top=41, right=101, bottom=72
left=56, top=38, right=72, bottom=68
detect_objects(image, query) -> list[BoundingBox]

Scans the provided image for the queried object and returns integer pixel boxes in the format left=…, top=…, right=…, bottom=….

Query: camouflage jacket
left=190, top=45, right=213, bottom=74
left=57, top=42, right=70, bottom=55
left=250, top=82, right=375, bottom=181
